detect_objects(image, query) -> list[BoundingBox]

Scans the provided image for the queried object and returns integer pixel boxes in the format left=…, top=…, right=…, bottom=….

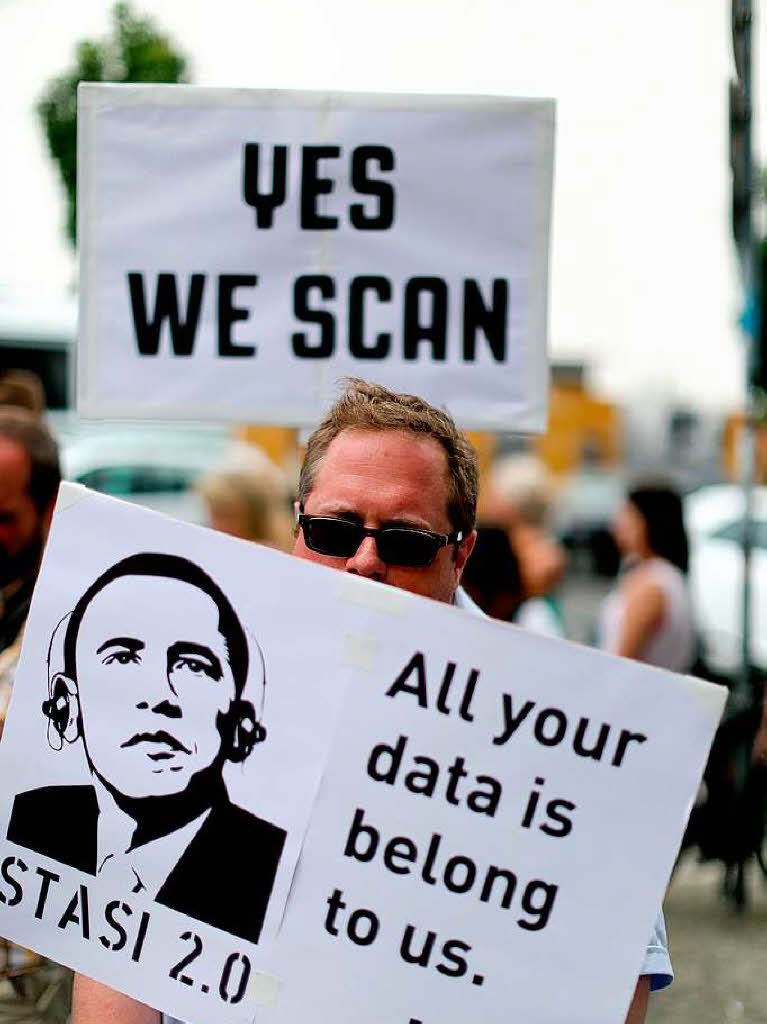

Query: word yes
left=242, top=144, right=395, bottom=231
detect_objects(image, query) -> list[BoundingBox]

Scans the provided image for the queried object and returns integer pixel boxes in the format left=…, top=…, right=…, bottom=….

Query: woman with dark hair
left=598, top=481, right=695, bottom=672
left=461, top=526, right=524, bottom=622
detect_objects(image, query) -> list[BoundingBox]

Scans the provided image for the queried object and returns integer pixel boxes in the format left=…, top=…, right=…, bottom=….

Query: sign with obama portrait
left=0, top=484, right=356, bottom=1023
left=77, top=84, right=554, bottom=430
left=0, top=486, right=725, bottom=1024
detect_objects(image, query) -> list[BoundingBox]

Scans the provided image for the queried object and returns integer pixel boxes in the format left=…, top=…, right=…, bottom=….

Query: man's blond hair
left=298, top=379, right=478, bottom=535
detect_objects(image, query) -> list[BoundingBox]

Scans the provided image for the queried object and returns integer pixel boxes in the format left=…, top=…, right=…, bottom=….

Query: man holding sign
left=73, top=380, right=669, bottom=1024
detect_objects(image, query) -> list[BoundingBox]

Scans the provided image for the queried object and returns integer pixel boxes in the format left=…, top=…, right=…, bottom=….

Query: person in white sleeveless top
left=599, top=481, right=695, bottom=673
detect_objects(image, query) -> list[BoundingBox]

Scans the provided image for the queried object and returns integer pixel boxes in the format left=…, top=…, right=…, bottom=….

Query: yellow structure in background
left=534, top=380, right=621, bottom=476
left=722, top=414, right=767, bottom=483
left=239, top=425, right=300, bottom=478
left=469, top=372, right=624, bottom=482
left=465, top=430, right=497, bottom=479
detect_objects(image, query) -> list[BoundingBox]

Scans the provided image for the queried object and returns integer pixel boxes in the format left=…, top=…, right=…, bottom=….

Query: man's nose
left=151, top=698, right=182, bottom=718
left=136, top=696, right=182, bottom=717
left=346, top=535, right=386, bottom=581
left=135, top=663, right=182, bottom=714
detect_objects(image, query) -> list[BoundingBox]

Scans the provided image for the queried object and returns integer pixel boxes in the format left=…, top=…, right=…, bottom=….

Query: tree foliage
left=38, top=2, right=189, bottom=248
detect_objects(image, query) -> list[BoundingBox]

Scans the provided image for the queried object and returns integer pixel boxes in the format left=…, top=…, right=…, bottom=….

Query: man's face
left=74, top=575, right=237, bottom=800
left=293, top=429, right=475, bottom=603
left=0, top=438, right=44, bottom=585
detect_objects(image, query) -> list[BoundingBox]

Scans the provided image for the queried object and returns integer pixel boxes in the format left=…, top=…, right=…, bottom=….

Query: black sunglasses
left=297, top=513, right=464, bottom=568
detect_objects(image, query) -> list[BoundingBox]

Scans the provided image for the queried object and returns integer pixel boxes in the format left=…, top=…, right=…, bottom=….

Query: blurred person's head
left=486, top=454, right=555, bottom=527
left=485, top=453, right=564, bottom=596
left=199, top=456, right=293, bottom=551
left=0, top=371, right=46, bottom=414
left=294, top=378, right=478, bottom=603
left=461, top=526, right=523, bottom=621
left=0, top=408, right=60, bottom=587
left=614, top=480, right=689, bottom=574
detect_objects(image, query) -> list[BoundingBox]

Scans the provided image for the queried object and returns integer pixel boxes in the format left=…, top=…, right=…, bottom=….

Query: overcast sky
left=0, top=0, right=762, bottom=409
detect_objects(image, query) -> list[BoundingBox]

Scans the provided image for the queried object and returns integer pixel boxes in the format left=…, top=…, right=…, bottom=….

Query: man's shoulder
left=162, top=799, right=286, bottom=944
left=205, top=801, right=286, bottom=850
left=11, top=784, right=97, bottom=820
left=453, top=586, right=487, bottom=617
left=182, top=799, right=287, bottom=880
left=7, top=785, right=99, bottom=874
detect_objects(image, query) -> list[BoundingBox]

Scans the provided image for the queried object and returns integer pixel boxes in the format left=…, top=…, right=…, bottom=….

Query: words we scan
left=126, top=273, right=510, bottom=364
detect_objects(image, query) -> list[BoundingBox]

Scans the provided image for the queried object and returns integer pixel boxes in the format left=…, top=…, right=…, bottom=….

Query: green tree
left=38, top=2, right=189, bottom=248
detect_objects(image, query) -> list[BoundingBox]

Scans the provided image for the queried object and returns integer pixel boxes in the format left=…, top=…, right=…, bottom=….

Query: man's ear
left=42, top=673, right=80, bottom=749
left=218, top=699, right=266, bottom=764
left=292, top=500, right=302, bottom=539
left=454, top=529, right=477, bottom=579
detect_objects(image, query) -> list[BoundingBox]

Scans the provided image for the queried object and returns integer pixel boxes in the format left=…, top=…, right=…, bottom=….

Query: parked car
left=684, top=484, right=767, bottom=677
left=61, top=424, right=250, bottom=524
left=0, top=293, right=76, bottom=412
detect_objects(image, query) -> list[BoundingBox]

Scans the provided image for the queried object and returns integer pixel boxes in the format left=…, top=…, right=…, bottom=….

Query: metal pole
left=736, top=0, right=756, bottom=699
left=741, top=402, right=754, bottom=700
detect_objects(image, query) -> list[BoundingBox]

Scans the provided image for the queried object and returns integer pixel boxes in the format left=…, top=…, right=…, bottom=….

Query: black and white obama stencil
left=0, top=484, right=357, bottom=1024
left=8, top=550, right=284, bottom=945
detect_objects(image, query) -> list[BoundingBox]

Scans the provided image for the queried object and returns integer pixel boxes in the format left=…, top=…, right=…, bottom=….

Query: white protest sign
left=266, top=599, right=725, bottom=1024
left=77, top=84, right=554, bottom=429
left=0, top=484, right=357, bottom=1024
left=0, top=489, right=724, bottom=1024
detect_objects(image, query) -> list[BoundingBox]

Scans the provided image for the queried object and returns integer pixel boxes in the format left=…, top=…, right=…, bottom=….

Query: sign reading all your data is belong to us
left=0, top=486, right=726, bottom=1024
left=77, top=84, right=554, bottom=428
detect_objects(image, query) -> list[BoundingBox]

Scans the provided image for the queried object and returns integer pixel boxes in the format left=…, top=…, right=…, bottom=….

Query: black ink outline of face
left=59, top=554, right=256, bottom=799
left=74, top=574, right=239, bottom=797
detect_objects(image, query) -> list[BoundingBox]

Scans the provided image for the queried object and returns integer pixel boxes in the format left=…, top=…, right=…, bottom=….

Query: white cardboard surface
left=0, top=487, right=725, bottom=1024
left=77, top=84, right=554, bottom=430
